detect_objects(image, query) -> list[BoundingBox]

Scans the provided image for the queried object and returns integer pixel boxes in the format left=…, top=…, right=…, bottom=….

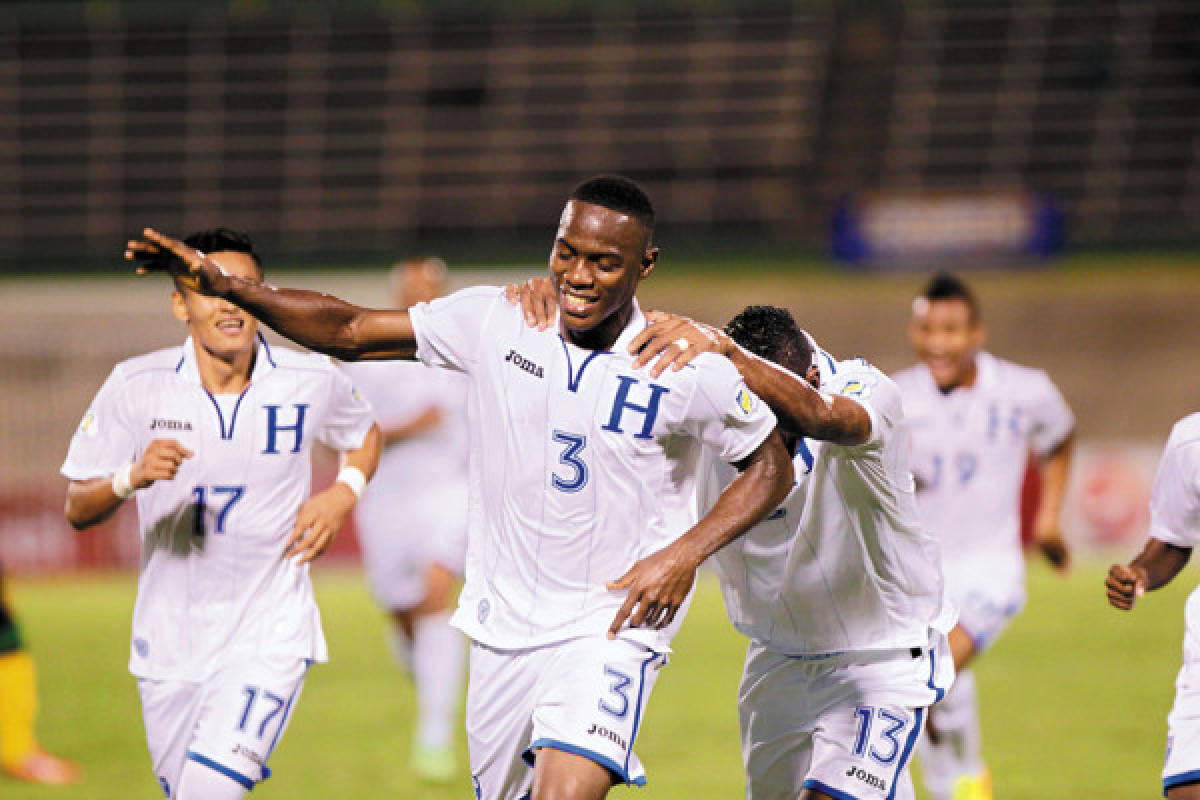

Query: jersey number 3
left=551, top=431, right=589, bottom=493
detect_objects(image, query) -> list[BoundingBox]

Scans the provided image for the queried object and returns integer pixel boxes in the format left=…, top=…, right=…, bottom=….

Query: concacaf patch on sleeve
left=839, top=375, right=875, bottom=398
left=736, top=387, right=758, bottom=416
left=79, top=410, right=98, bottom=436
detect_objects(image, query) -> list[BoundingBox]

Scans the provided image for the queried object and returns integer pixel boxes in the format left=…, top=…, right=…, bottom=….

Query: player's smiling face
left=171, top=250, right=261, bottom=363
left=549, top=200, right=657, bottom=350
left=909, top=297, right=985, bottom=391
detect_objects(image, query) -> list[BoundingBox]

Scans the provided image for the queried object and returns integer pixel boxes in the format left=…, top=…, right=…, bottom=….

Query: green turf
left=3, top=561, right=1191, bottom=799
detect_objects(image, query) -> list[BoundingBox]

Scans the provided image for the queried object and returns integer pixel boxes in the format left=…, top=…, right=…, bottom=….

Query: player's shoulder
left=983, top=352, right=1057, bottom=391
left=110, top=345, right=187, bottom=383
left=1167, top=413, right=1200, bottom=450
left=830, top=357, right=897, bottom=400
left=658, top=351, right=742, bottom=390
left=264, top=344, right=339, bottom=374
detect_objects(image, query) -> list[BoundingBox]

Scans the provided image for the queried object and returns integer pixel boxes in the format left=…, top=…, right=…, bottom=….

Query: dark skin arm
left=503, top=281, right=870, bottom=445
left=1106, top=538, right=1192, bottom=611
left=126, top=229, right=417, bottom=361
left=606, top=429, right=793, bottom=636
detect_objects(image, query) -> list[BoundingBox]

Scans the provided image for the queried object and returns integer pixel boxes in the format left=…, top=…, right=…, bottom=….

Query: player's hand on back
left=606, top=540, right=702, bottom=638
left=504, top=276, right=557, bottom=330
left=125, top=228, right=234, bottom=296
left=628, top=312, right=730, bottom=378
left=1105, top=563, right=1147, bottom=611
left=284, top=483, right=357, bottom=566
left=132, top=439, right=194, bottom=489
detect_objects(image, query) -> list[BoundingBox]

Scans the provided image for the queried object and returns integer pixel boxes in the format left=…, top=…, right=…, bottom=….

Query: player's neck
left=559, top=302, right=633, bottom=352
left=939, top=359, right=978, bottom=394
left=193, top=340, right=255, bottom=394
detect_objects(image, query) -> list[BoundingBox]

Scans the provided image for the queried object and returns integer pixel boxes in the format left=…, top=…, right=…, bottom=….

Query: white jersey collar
left=174, top=332, right=277, bottom=388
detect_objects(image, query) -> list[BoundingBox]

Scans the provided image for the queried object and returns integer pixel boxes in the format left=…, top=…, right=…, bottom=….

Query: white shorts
left=944, top=563, right=1025, bottom=653
left=356, top=482, right=467, bottom=611
left=739, top=636, right=954, bottom=800
left=466, top=635, right=668, bottom=800
left=137, top=656, right=310, bottom=798
left=1164, top=592, right=1200, bottom=795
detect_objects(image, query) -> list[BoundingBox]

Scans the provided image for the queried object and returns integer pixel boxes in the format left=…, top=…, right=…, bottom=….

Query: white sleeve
left=60, top=368, right=139, bottom=480
left=407, top=286, right=505, bottom=374
left=828, top=365, right=897, bottom=449
left=680, top=355, right=777, bottom=464
left=317, top=362, right=378, bottom=452
left=1025, top=370, right=1075, bottom=457
left=1149, top=427, right=1200, bottom=548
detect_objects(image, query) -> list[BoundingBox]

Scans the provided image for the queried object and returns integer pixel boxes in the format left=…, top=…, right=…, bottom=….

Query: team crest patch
left=79, top=411, right=98, bottom=436
left=736, top=388, right=757, bottom=415
left=840, top=376, right=875, bottom=397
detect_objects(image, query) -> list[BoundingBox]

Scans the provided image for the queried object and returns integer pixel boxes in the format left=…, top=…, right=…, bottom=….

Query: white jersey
left=408, top=287, right=777, bottom=652
left=61, top=335, right=375, bottom=682
left=1148, top=413, right=1200, bottom=551
left=707, top=352, right=955, bottom=656
left=892, top=352, right=1074, bottom=591
left=340, top=359, right=468, bottom=491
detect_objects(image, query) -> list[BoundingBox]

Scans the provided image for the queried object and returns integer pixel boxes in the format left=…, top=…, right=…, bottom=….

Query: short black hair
left=183, top=227, right=263, bottom=275
left=569, top=175, right=655, bottom=233
left=725, top=305, right=813, bottom=369
left=919, top=271, right=979, bottom=322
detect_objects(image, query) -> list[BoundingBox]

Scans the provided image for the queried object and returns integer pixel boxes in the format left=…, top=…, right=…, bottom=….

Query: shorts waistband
left=782, top=646, right=923, bottom=667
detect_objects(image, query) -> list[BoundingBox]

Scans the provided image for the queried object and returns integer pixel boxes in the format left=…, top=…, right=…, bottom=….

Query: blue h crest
left=602, top=376, right=669, bottom=440
left=263, top=404, right=309, bottom=454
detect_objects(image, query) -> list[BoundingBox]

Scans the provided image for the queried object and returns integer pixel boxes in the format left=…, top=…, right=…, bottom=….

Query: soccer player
left=0, top=565, right=81, bottom=785
left=544, top=302, right=957, bottom=800
left=1107, top=413, right=1200, bottom=798
left=63, top=228, right=382, bottom=800
left=891, top=272, right=1074, bottom=800
left=124, top=175, right=795, bottom=800
left=340, top=257, right=468, bottom=782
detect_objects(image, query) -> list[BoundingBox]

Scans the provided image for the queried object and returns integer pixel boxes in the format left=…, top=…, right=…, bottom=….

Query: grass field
left=3, top=559, right=1191, bottom=799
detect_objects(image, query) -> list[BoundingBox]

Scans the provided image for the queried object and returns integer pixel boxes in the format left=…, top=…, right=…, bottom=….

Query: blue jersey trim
left=175, top=353, right=185, bottom=372
left=524, top=738, right=647, bottom=787
left=926, top=647, right=945, bottom=703
left=794, top=438, right=814, bottom=474
left=264, top=662, right=309, bottom=762
left=203, top=386, right=251, bottom=440
left=802, top=778, right=860, bottom=800
left=258, top=332, right=277, bottom=368
left=1164, top=768, right=1200, bottom=794
left=625, top=651, right=663, bottom=777
left=558, top=335, right=608, bottom=393
left=821, top=350, right=837, bottom=375
left=186, top=751, right=255, bottom=790
left=885, top=707, right=923, bottom=800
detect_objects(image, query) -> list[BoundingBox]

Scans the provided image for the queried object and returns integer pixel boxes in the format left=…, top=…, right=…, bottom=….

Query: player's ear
left=640, top=246, right=659, bottom=280
left=170, top=289, right=190, bottom=324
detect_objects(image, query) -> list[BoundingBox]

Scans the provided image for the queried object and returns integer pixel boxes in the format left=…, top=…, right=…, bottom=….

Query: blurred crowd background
left=1, top=0, right=1198, bottom=574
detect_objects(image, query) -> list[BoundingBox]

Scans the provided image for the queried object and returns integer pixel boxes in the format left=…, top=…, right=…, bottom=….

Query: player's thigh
left=466, top=641, right=542, bottom=800
left=529, top=637, right=668, bottom=789
left=807, top=702, right=922, bottom=800
left=738, top=642, right=817, bottom=800
left=188, top=656, right=310, bottom=791
left=137, top=677, right=205, bottom=799
left=947, top=573, right=1024, bottom=655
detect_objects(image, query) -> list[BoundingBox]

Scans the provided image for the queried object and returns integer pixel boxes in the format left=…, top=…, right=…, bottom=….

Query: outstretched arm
left=127, top=229, right=417, bottom=361
left=605, top=430, right=793, bottom=636
left=628, top=314, right=869, bottom=446
left=1106, top=538, right=1191, bottom=611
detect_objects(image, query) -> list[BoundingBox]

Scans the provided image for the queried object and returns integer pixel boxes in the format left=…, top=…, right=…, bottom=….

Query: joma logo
left=586, top=723, right=628, bottom=750
left=505, top=349, right=544, bottom=378
left=845, top=765, right=887, bottom=791
left=150, top=418, right=193, bottom=431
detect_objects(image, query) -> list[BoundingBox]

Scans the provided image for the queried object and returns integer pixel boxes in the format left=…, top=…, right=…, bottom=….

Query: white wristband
left=336, top=466, right=367, bottom=499
left=111, top=464, right=135, bottom=499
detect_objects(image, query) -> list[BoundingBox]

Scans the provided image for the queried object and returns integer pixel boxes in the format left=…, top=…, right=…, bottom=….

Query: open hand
left=504, top=276, right=557, bottom=330
left=284, top=484, right=356, bottom=566
left=606, top=542, right=700, bottom=637
left=125, top=228, right=234, bottom=296
left=628, top=312, right=729, bottom=377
